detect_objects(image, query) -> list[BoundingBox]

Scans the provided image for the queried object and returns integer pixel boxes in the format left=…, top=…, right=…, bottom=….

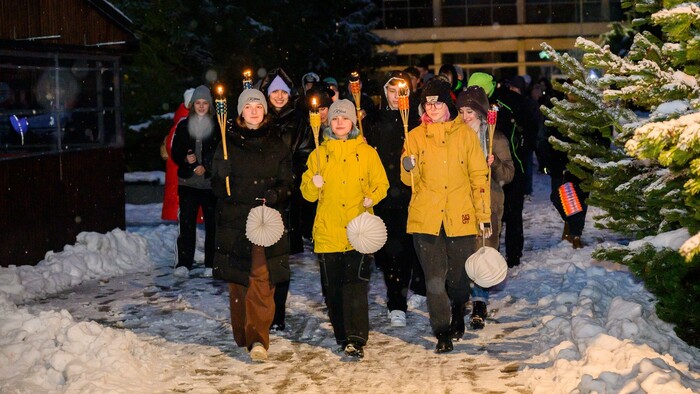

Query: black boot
left=470, top=301, right=487, bottom=330
left=562, top=222, right=571, bottom=242
left=435, top=331, right=454, bottom=353
left=572, top=236, right=584, bottom=249
left=450, top=303, right=466, bottom=341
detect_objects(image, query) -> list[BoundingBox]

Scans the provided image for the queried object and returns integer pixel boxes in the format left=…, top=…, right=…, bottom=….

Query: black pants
left=375, top=206, right=426, bottom=312
left=503, top=181, right=525, bottom=261
left=413, top=229, right=476, bottom=336
left=176, top=186, right=216, bottom=269
left=318, top=251, right=371, bottom=346
left=550, top=175, right=589, bottom=237
left=272, top=280, right=289, bottom=327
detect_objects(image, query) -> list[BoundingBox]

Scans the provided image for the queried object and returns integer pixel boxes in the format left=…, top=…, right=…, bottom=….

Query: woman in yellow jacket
left=301, top=99, right=389, bottom=359
left=400, top=79, right=491, bottom=353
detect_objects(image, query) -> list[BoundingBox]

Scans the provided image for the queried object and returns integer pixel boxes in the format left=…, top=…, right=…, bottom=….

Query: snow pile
left=520, top=256, right=700, bottom=393
left=0, top=299, right=184, bottom=393
left=124, top=171, right=165, bottom=184
left=0, top=229, right=151, bottom=304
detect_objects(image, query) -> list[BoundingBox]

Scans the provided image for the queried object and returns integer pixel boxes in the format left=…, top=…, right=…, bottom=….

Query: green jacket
left=400, top=116, right=491, bottom=236
left=301, top=138, right=389, bottom=253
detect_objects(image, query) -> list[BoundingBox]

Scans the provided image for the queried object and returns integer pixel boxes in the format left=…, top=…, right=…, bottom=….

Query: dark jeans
left=413, top=229, right=476, bottom=336
left=503, top=182, right=525, bottom=261
left=272, top=280, right=289, bottom=326
left=375, top=206, right=425, bottom=312
left=318, top=251, right=371, bottom=346
left=176, top=186, right=216, bottom=269
left=550, top=175, right=589, bottom=237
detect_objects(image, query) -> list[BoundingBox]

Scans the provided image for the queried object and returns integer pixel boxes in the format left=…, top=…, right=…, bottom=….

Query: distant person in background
left=170, top=85, right=220, bottom=278
left=403, top=66, right=422, bottom=93
left=162, top=88, right=196, bottom=222
left=323, top=77, right=340, bottom=103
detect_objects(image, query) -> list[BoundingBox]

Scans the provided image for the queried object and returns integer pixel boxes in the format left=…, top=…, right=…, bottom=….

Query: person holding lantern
left=400, top=78, right=491, bottom=353
left=457, top=86, right=514, bottom=330
left=300, top=99, right=389, bottom=359
left=364, top=71, right=426, bottom=328
left=170, top=85, right=220, bottom=279
left=211, top=88, right=294, bottom=362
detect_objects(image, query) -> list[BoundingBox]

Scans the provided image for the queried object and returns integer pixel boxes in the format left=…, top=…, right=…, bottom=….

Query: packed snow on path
left=1, top=172, right=699, bottom=393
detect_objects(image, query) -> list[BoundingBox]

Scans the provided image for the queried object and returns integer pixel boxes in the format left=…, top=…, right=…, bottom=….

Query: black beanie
left=305, top=81, right=335, bottom=109
left=420, top=78, right=456, bottom=117
left=456, top=86, right=490, bottom=118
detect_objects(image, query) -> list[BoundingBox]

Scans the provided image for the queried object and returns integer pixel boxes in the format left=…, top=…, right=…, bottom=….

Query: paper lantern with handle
left=346, top=212, right=387, bottom=254
left=246, top=205, right=284, bottom=247
left=465, top=246, right=508, bottom=288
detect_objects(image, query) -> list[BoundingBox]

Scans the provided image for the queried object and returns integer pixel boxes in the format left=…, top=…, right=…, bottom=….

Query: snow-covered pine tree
left=541, top=2, right=700, bottom=258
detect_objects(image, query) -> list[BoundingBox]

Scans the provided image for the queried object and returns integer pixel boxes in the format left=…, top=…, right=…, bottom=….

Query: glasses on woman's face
left=425, top=101, right=445, bottom=109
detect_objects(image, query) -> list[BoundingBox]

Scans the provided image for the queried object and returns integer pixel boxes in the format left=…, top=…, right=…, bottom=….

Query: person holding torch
left=399, top=78, right=491, bottom=353
left=457, top=86, right=514, bottom=330
left=364, top=71, right=425, bottom=329
left=211, top=88, right=294, bottom=362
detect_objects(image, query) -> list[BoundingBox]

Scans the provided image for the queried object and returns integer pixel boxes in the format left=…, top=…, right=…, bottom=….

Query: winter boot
left=572, top=236, right=584, bottom=249
left=249, top=342, right=268, bottom=362
left=450, top=303, right=466, bottom=341
left=344, top=342, right=365, bottom=359
left=470, top=301, right=487, bottom=330
left=435, top=332, right=454, bottom=353
left=562, top=222, right=571, bottom=242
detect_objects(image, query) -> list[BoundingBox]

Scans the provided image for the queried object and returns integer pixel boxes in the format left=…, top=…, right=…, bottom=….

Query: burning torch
left=397, top=81, right=414, bottom=190
left=309, top=97, right=322, bottom=173
left=242, top=70, right=253, bottom=90
left=348, top=71, right=364, bottom=136
left=215, top=85, right=231, bottom=196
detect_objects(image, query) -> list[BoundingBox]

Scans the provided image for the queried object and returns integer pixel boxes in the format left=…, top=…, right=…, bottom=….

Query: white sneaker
left=202, top=268, right=213, bottom=278
left=407, top=294, right=426, bottom=309
left=388, top=310, right=407, bottom=327
left=173, top=266, right=189, bottom=278
left=249, top=342, right=268, bottom=362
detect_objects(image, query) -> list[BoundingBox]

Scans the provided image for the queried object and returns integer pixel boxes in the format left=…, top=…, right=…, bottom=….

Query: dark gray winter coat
left=211, top=121, right=293, bottom=286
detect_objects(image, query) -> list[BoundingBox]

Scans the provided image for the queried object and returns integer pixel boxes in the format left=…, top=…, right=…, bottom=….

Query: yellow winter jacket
left=301, top=138, right=389, bottom=253
left=400, top=116, right=490, bottom=236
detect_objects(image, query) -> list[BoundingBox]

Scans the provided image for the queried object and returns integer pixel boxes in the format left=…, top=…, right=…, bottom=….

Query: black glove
left=402, top=155, right=416, bottom=171
left=264, top=189, right=278, bottom=206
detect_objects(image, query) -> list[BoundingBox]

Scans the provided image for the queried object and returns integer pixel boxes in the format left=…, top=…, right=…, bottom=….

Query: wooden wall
left=0, top=148, right=125, bottom=267
left=0, top=0, right=135, bottom=50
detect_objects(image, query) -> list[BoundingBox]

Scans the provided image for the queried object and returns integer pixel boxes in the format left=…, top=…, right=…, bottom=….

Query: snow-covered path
left=2, top=172, right=699, bottom=393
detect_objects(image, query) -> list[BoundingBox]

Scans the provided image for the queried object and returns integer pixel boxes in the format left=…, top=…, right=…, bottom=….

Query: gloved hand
left=402, top=155, right=416, bottom=171
left=264, top=189, right=278, bottom=205
left=362, top=197, right=373, bottom=208
left=479, top=222, right=492, bottom=239
left=312, top=174, right=324, bottom=188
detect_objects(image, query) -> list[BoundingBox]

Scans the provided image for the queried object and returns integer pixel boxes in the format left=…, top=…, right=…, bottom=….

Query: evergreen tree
left=541, top=1, right=700, bottom=260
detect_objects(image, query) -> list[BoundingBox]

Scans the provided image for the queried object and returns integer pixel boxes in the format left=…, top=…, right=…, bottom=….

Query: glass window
left=0, top=52, right=122, bottom=159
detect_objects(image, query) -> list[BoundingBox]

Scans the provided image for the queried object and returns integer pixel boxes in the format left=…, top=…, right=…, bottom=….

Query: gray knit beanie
left=328, top=99, right=357, bottom=125
left=190, top=85, right=213, bottom=108
left=237, top=89, right=268, bottom=115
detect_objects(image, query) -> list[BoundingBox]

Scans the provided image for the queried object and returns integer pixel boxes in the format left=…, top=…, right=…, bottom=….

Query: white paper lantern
left=465, top=246, right=508, bottom=288
left=346, top=212, right=387, bottom=254
left=246, top=205, right=284, bottom=247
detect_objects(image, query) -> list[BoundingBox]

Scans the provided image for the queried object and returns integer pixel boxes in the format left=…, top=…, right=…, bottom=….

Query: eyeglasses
left=424, top=102, right=445, bottom=109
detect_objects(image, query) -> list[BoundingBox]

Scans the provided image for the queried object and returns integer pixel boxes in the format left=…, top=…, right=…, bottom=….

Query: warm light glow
left=217, top=85, right=223, bottom=96
left=244, top=70, right=252, bottom=78
left=312, top=97, right=318, bottom=109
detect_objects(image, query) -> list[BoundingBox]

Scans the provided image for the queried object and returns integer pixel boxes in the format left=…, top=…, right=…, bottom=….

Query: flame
left=216, top=85, right=223, bottom=95
left=312, top=97, right=317, bottom=108
left=243, top=70, right=252, bottom=78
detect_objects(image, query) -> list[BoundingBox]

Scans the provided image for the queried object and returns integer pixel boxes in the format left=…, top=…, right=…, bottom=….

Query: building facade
left=372, top=0, right=625, bottom=81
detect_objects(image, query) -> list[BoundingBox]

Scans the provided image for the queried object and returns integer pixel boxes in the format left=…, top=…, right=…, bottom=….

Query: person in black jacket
left=259, top=67, right=302, bottom=331
left=170, top=85, right=220, bottom=278
left=211, top=88, right=293, bottom=362
left=364, top=71, right=426, bottom=328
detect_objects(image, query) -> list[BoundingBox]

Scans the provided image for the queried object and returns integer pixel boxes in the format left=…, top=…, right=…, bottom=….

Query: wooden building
left=0, top=0, right=138, bottom=267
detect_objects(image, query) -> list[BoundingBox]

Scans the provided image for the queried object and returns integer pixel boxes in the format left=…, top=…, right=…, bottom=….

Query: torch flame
left=312, top=97, right=318, bottom=109
left=216, top=85, right=223, bottom=96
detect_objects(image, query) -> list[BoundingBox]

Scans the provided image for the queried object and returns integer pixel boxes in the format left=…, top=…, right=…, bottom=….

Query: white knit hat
left=183, top=88, right=195, bottom=108
left=328, top=99, right=357, bottom=125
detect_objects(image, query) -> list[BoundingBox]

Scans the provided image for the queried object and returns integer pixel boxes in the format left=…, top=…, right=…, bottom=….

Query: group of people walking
left=158, top=64, right=592, bottom=362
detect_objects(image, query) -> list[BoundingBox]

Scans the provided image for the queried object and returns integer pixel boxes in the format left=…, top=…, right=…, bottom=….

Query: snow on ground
left=1, top=172, right=699, bottom=393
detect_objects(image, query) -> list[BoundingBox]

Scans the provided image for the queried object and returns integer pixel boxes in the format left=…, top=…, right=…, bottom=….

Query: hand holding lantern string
left=348, top=71, right=364, bottom=136
left=397, top=81, right=414, bottom=190
left=309, top=97, right=322, bottom=174
left=215, top=85, right=231, bottom=196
